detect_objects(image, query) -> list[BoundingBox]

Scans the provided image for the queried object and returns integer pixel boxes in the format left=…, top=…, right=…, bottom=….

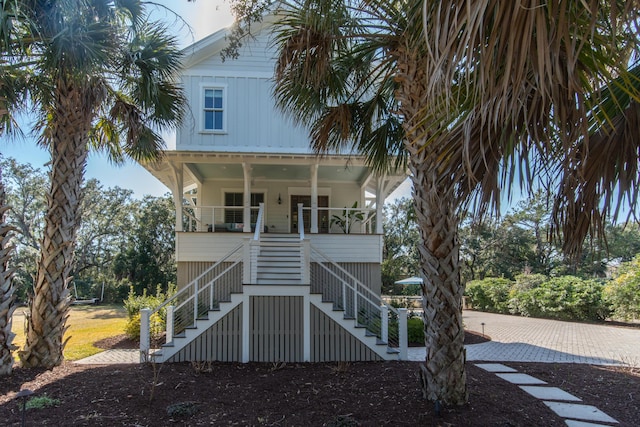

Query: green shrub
left=123, top=284, right=175, bottom=340
left=406, top=317, right=424, bottom=345
left=465, top=278, right=514, bottom=313
left=605, top=256, right=640, bottom=321
left=510, top=276, right=609, bottom=321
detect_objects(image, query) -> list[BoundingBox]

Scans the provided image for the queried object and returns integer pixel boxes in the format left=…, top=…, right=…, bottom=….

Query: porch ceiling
left=190, top=163, right=369, bottom=182
left=141, top=151, right=407, bottom=196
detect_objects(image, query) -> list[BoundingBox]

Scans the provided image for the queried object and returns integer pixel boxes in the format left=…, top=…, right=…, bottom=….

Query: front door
left=290, top=195, right=329, bottom=233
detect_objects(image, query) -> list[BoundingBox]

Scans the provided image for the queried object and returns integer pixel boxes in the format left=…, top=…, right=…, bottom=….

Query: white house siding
left=178, top=30, right=314, bottom=154
left=176, top=233, right=383, bottom=263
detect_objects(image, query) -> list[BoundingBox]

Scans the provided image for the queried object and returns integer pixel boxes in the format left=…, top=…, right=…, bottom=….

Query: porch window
left=203, top=87, right=225, bottom=132
left=225, top=192, right=264, bottom=223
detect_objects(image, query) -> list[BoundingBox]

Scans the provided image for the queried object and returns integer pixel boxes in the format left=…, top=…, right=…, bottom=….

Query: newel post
left=398, top=308, right=408, bottom=360
left=140, top=308, right=151, bottom=362
left=166, top=305, right=175, bottom=343
left=381, top=304, right=389, bottom=344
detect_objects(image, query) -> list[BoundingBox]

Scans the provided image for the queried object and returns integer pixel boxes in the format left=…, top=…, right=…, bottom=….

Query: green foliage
left=465, top=278, right=513, bottom=314
left=166, top=401, right=200, bottom=418
left=509, top=276, right=610, bottom=321
left=382, top=197, right=420, bottom=293
left=25, top=395, right=60, bottom=410
left=605, top=256, right=640, bottom=321
left=113, top=195, right=176, bottom=295
left=330, top=201, right=365, bottom=234
left=407, top=317, right=424, bottom=345
left=123, top=284, right=175, bottom=340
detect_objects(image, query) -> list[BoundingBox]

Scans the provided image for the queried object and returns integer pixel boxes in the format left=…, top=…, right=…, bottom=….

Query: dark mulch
left=1, top=331, right=638, bottom=426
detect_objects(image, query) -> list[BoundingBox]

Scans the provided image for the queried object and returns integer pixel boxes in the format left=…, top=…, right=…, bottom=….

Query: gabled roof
left=180, top=14, right=277, bottom=69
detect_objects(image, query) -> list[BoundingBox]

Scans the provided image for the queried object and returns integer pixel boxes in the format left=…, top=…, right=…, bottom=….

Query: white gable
left=176, top=16, right=314, bottom=154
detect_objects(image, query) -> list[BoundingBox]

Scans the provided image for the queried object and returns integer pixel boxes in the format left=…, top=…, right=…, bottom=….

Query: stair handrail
left=310, top=242, right=407, bottom=358
left=149, top=243, right=244, bottom=316
left=297, top=203, right=304, bottom=240
left=253, top=202, right=265, bottom=241
left=310, top=244, right=397, bottom=314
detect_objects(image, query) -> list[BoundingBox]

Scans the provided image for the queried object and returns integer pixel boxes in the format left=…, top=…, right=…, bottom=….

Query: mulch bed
left=0, top=331, right=638, bottom=426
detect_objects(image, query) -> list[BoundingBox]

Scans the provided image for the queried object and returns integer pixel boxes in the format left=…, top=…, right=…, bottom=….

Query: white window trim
left=200, top=83, right=228, bottom=134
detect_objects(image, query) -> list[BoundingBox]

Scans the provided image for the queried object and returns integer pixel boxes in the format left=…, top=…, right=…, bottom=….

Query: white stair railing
left=310, top=244, right=408, bottom=359
left=253, top=203, right=264, bottom=241
left=140, top=243, right=244, bottom=361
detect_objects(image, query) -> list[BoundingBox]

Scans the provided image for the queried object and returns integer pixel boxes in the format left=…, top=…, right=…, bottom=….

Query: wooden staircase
left=141, top=234, right=407, bottom=363
left=255, top=235, right=304, bottom=285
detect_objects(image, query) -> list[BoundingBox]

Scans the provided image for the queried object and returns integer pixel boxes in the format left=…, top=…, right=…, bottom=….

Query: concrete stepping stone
left=475, top=363, right=518, bottom=373
left=565, top=420, right=618, bottom=427
left=495, top=373, right=547, bottom=385
left=543, top=402, right=618, bottom=424
left=519, top=386, right=581, bottom=401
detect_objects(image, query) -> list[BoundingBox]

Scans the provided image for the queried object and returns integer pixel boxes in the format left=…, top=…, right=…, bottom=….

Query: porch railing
left=183, top=205, right=261, bottom=232
left=181, top=205, right=377, bottom=234
left=301, top=206, right=377, bottom=234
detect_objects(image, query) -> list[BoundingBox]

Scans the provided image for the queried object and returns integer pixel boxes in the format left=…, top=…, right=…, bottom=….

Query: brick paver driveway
left=408, top=311, right=640, bottom=365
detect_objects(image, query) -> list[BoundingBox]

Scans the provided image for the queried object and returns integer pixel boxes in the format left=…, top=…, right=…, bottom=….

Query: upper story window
left=202, top=86, right=226, bottom=132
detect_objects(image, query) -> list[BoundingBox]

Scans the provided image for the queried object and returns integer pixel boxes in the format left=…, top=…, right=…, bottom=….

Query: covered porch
left=142, top=151, right=406, bottom=235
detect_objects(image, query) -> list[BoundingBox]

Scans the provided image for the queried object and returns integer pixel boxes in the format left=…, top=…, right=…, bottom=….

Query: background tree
left=72, top=180, right=135, bottom=298
left=0, top=156, right=46, bottom=302
left=14, top=0, right=186, bottom=369
left=113, top=194, right=176, bottom=295
left=382, top=197, right=420, bottom=294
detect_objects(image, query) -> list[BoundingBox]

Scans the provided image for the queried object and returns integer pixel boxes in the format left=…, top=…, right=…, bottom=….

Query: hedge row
left=465, top=274, right=614, bottom=321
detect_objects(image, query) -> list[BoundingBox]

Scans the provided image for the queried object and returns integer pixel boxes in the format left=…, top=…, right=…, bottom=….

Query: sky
left=0, top=0, right=412, bottom=202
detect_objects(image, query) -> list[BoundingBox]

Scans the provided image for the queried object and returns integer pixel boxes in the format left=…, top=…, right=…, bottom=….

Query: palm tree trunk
left=19, top=81, right=92, bottom=368
left=395, top=46, right=468, bottom=405
left=0, top=167, right=17, bottom=375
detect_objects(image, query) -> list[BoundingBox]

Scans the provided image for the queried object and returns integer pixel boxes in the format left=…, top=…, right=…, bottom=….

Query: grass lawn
left=11, top=304, right=128, bottom=361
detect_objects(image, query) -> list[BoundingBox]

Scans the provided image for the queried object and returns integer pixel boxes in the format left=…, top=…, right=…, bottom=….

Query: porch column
left=170, top=162, right=184, bottom=232
left=376, top=176, right=384, bottom=234
left=242, top=162, right=252, bottom=233
left=310, top=163, right=318, bottom=234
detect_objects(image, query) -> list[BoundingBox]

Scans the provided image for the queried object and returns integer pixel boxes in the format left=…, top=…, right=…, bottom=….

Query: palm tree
left=0, top=0, right=30, bottom=376
left=13, top=0, right=185, bottom=369
left=269, top=0, right=468, bottom=404
left=0, top=168, right=17, bottom=376
left=419, top=2, right=640, bottom=256
left=262, top=0, right=640, bottom=406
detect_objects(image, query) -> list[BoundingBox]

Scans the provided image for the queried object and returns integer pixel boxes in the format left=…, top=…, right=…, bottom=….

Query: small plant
left=331, top=361, right=350, bottom=374
left=191, top=360, right=213, bottom=374
left=330, top=202, right=365, bottom=234
left=24, top=395, right=60, bottom=410
left=123, top=284, right=175, bottom=341
left=269, top=360, right=287, bottom=372
left=167, top=401, right=200, bottom=418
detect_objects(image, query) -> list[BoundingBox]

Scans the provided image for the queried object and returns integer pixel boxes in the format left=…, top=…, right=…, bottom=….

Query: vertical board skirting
left=168, top=303, right=243, bottom=362
left=310, top=263, right=381, bottom=295
left=250, top=296, right=303, bottom=362
left=177, top=261, right=243, bottom=298
left=310, top=305, right=381, bottom=362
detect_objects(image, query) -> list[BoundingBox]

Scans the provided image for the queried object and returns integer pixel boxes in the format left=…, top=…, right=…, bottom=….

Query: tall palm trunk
left=19, top=81, right=95, bottom=368
left=395, top=46, right=468, bottom=405
left=0, top=167, right=17, bottom=375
